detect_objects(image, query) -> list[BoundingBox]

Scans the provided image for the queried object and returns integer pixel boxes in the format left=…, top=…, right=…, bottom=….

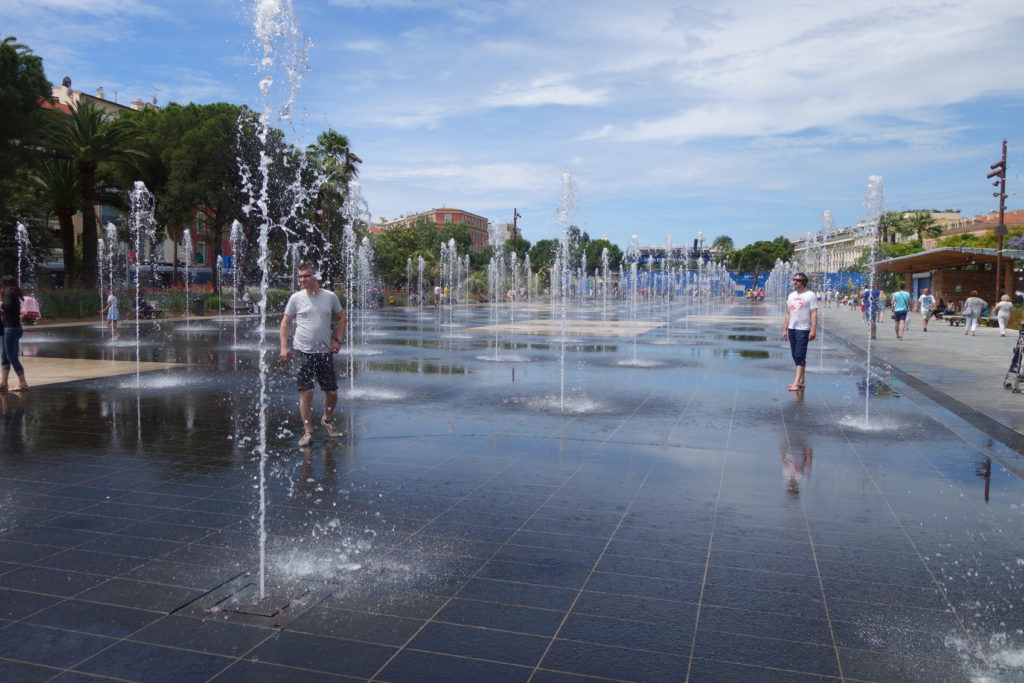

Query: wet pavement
left=2, top=299, right=1024, bottom=682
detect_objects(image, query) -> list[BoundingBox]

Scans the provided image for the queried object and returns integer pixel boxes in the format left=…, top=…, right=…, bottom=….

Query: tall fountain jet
left=248, top=0, right=311, bottom=599
left=553, top=172, right=580, bottom=411
left=862, top=175, right=884, bottom=425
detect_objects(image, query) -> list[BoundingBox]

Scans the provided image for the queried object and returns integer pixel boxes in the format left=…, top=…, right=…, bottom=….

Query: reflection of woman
left=0, top=275, right=28, bottom=392
left=993, top=295, right=1013, bottom=337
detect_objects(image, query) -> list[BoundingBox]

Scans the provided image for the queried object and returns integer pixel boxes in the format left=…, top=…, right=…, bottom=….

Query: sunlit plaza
left=0, top=300, right=1022, bottom=682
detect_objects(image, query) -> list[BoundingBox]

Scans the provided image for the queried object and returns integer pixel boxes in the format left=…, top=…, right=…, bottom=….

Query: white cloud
left=343, top=40, right=385, bottom=52
left=481, top=75, right=607, bottom=108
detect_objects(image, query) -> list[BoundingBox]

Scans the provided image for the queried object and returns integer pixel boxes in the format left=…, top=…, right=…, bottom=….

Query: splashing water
left=863, top=175, right=884, bottom=425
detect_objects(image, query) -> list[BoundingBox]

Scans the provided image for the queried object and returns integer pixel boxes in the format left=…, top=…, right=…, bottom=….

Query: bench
left=946, top=315, right=994, bottom=327
left=138, top=308, right=163, bottom=319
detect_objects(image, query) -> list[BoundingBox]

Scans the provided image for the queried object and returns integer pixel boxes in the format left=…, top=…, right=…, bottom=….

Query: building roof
left=874, top=247, right=1024, bottom=273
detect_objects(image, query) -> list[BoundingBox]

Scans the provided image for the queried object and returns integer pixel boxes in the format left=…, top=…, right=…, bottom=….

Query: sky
left=4, top=0, right=1023, bottom=249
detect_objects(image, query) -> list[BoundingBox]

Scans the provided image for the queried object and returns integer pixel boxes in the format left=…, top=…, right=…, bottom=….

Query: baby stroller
left=1003, top=327, right=1024, bottom=392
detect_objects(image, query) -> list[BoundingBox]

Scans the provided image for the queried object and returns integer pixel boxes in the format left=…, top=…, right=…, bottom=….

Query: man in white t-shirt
left=781, top=272, right=818, bottom=392
left=917, top=288, right=936, bottom=332
left=279, top=262, right=347, bottom=447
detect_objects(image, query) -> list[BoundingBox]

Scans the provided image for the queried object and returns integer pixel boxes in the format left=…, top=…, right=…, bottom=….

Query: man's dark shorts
left=788, top=328, right=810, bottom=367
left=893, top=310, right=908, bottom=322
left=295, top=351, right=338, bottom=392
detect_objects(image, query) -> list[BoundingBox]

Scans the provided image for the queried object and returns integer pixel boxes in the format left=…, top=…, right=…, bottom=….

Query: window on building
left=445, top=214, right=453, bottom=223
left=194, top=243, right=205, bottom=264
left=197, top=211, right=206, bottom=235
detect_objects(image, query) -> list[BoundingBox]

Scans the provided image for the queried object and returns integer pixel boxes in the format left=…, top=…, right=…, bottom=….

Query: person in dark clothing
left=0, top=275, right=28, bottom=392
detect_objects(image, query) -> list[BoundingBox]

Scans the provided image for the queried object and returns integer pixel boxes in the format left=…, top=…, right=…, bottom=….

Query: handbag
left=963, top=306, right=974, bottom=316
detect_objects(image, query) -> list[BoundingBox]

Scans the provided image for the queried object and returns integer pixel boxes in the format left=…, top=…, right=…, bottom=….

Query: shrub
left=36, top=289, right=103, bottom=319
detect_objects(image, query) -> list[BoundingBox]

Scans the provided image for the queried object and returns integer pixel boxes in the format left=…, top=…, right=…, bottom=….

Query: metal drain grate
left=174, top=572, right=333, bottom=628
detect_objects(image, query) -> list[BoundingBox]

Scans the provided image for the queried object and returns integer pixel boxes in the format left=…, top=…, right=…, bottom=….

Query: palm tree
left=907, top=212, right=942, bottom=244
left=712, top=235, right=734, bottom=264
left=306, top=128, right=361, bottom=285
left=878, top=211, right=906, bottom=244
left=44, top=100, right=143, bottom=286
left=31, top=159, right=126, bottom=286
left=30, top=159, right=80, bottom=284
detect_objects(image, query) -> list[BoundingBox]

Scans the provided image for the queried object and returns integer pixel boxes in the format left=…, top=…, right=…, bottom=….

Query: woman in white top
left=993, top=294, right=1014, bottom=337
left=98, top=290, right=120, bottom=339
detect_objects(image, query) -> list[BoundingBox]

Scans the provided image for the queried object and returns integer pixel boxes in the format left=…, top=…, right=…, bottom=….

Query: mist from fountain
left=600, top=248, right=610, bottom=322
left=181, top=229, right=193, bottom=332
left=15, top=222, right=34, bottom=288
left=130, top=182, right=157, bottom=387
left=417, top=255, right=425, bottom=317
left=248, top=0, right=313, bottom=599
left=553, top=172, right=580, bottom=411
left=860, top=175, right=884, bottom=425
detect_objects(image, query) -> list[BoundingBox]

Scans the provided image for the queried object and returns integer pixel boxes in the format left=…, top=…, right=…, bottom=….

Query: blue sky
left=4, top=0, right=1023, bottom=248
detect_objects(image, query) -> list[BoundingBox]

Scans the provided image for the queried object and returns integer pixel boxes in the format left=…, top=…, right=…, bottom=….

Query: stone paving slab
left=1, top=301, right=1023, bottom=682
left=14, top=357, right=187, bottom=388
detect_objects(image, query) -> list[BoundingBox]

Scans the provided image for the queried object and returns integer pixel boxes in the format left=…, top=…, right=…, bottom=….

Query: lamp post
left=987, top=140, right=1008, bottom=304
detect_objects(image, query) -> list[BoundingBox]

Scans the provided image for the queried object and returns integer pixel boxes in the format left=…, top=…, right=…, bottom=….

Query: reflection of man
left=279, top=262, right=346, bottom=447
left=298, top=443, right=338, bottom=499
left=780, top=438, right=813, bottom=496
left=781, top=272, right=817, bottom=392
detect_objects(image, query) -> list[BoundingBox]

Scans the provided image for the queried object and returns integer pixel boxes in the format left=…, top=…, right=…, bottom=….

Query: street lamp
left=987, top=140, right=1008, bottom=303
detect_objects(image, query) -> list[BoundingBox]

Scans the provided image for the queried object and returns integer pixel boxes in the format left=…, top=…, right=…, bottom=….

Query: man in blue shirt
left=891, top=283, right=912, bottom=340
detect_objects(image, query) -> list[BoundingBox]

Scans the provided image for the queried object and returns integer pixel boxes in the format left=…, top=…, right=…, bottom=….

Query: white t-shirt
left=284, top=289, right=342, bottom=353
left=786, top=290, right=818, bottom=330
left=918, top=294, right=934, bottom=311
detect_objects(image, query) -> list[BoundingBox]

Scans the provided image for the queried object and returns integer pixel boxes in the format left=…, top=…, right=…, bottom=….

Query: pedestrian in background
left=993, top=295, right=1013, bottom=337
left=963, top=290, right=987, bottom=337
left=0, top=275, right=28, bottom=392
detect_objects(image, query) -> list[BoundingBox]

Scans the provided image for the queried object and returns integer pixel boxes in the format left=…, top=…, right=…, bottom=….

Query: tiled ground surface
left=2, top=300, right=1024, bottom=682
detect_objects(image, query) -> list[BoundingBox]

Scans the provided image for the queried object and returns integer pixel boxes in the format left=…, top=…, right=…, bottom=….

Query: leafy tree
left=43, top=100, right=144, bottom=286
left=306, top=127, right=360, bottom=285
left=584, top=238, right=622, bottom=272
left=730, top=236, right=794, bottom=287
left=505, top=236, right=531, bottom=262
left=30, top=160, right=123, bottom=284
left=711, top=234, right=734, bottom=264
left=938, top=233, right=981, bottom=248
left=529, top=238, right=558, bottom=272
left=0, top=36, right=51, bottom=277
left=435, top=223, right=472, bottom=254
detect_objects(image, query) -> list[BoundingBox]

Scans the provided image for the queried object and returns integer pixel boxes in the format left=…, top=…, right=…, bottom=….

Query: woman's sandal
left=11, top=385, right=28, bottom=393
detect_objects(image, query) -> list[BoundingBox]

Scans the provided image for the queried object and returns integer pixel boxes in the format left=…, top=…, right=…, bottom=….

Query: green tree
left=505, top=235, right=532, bottom=263
left=907, top=212, right=942, bottom=243
left=731, top=236, right=794, bottom=288
left=435, top=223, right=473, bottom=254
left=528, top=238, right=558, bottom=272
left=0, top=37, right=51, bottom=277
left=584, top=238, right=622, bottom=272
left=306, top=127, right=360, bottom=285
left=44, top=100, right=144, bottom=286
left=711, top=234, right=734, bottom=264
left=878, top=211, right=907, bottom=244
left=938, top=233, right=981, bottom=248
